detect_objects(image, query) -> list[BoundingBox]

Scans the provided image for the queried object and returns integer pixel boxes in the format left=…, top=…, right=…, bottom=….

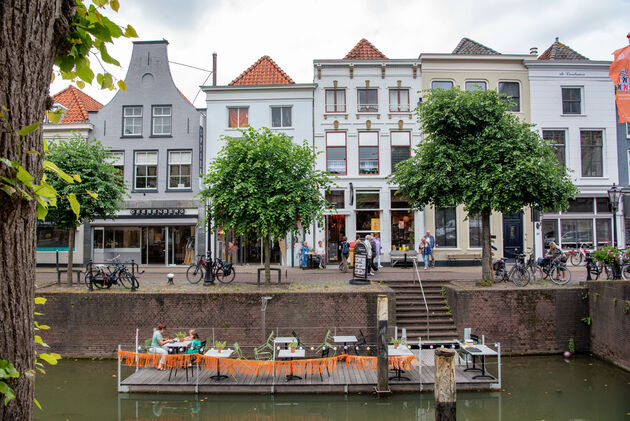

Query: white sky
left=50, top=0, right=630, bottom=108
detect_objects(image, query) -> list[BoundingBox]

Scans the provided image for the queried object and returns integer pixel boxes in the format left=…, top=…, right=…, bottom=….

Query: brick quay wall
left=444, top=282, right=590, bottom=354
left=37, top=289, right=397, bottom=358
left=587, top=281, right=630, bottom=371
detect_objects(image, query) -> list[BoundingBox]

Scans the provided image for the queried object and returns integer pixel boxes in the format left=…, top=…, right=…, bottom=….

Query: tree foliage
left=201, top=128, right=333, bottom=282
left=389, top=88, right=577, bottom=279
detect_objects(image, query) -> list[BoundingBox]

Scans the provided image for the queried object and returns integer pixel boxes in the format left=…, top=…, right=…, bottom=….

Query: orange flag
left=610, top=34, right=630, bottom=123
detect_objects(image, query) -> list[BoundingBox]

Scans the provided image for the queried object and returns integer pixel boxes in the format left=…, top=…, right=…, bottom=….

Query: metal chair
left=232, top=342, right=246, bottom=360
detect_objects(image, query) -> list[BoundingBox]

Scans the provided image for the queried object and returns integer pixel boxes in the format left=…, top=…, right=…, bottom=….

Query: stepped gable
left=538, top=37, right=589, bottom=60
left=51, top=86, right=103, bottom=123
left=229, top=56, right=295, bottom=86
left=343, top=38, right=388, bottom=60
left=452, top=37, right=500, bottom=55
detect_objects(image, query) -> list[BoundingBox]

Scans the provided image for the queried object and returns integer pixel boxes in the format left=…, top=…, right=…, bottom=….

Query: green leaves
left=38, top=353, right=60, bottom=366
left=0, top=360, right=19, bottom=405
left=43, top=160, right=75, bottom=183
left=67, top=193, right=80, bottom=219
left=17, top=122, right=40, bottom=136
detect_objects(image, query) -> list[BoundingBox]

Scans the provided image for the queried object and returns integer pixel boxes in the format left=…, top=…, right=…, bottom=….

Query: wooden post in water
left=376, top=294, right=389, bottom=394
left=434, top=347, right=456, bottom=420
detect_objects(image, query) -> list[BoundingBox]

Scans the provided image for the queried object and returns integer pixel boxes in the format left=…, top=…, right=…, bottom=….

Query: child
left=185, top=330, right=202, bottom=354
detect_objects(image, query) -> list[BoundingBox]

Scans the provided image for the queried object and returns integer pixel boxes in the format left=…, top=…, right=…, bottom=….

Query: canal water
left=35, top=355, right=629, bottom=420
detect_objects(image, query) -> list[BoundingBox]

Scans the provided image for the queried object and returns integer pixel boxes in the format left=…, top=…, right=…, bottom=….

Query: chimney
left=530, top=47, right=538, bottom=56
left=212, top=52, right=217, bottom=86
left=555, top=37, right=559, bottom=43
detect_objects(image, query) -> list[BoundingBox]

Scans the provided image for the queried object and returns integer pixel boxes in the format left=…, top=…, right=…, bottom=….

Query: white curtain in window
left=169, top=151, right=191, bottom=164
left=391, top=131, right=411, bottom=146
left=326, top=132, right=346, bottom=146
left=135, top=152, right=158, bottom=165
left=358, top=131, right=378, bottom=146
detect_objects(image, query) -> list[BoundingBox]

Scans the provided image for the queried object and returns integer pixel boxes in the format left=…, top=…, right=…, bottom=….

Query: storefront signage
left=129, top=208, right=186, bottom=217
left=351, top=242, right=369, bottom=284
left=371, top=218, right=380, bottom=231
left=398, top=220, right=405, bottom=229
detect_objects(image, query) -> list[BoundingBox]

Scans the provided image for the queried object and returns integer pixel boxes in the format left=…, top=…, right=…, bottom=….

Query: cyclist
left=544, top=242, right=567, bottom=281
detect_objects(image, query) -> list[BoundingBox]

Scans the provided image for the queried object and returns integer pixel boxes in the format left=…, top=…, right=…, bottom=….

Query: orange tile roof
left=343, top=38, right=388, bottom=60
left=51, top=86, right=103, bottom=124
left=229, top=56, right=294, bottom=86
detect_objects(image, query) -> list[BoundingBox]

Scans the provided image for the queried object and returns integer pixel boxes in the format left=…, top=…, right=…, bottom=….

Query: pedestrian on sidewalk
left=339, top=236, right=349, bottom=273
left=374, top=232, right=383, bottom=268
left=419, top=237, right=432, bottom=270
left=365, top=235, right=375, bottom=276
left=424, top=230, right=436, bottom=268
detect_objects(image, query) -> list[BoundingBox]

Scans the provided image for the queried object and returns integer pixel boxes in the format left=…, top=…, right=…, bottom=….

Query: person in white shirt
left=316, top=240, right=326, bottom=269
left=364, top=235, right=375, bottom=276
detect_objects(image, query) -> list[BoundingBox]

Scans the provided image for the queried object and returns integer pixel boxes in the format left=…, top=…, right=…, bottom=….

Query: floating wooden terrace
left=119, top=363, right=499, bottom=394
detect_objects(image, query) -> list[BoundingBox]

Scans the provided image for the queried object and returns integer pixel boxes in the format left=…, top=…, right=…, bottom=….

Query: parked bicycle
left=566, top=242, right=592, bottom=266
left=493, top=251, right=530, bottom=287
left=524, top=248, right=543, bottom=281
left=540, top=256, right=571, bottom=285
left=584, top=252, right=602, bottom=280
left=186, top=253, right=236, bottom=284
left=84, top=256, right=140, bottom=290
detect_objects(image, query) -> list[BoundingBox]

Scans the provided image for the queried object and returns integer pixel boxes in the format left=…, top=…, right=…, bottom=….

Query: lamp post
left=607, top=183, right=622, bottom=248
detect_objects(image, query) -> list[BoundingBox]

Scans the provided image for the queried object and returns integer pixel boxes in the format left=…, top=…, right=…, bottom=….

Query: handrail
left=412, top=259, right=430, bottom=340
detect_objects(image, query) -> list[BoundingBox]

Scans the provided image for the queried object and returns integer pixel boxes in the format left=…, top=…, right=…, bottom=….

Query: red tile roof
left=51, top=86, right=103, bottom=124
left=229, top=56, right=294, bottom=86
left=343, top=38, right=388, bottom=60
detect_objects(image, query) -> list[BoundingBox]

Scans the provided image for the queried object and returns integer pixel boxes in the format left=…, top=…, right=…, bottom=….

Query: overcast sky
left=50, top=0, right=630, bottom=108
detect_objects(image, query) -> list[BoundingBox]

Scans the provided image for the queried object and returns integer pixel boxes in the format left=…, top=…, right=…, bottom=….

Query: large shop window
left=498, top=81, right=520, bottom=112
left=93, top=227, right=141, bottom=249
left=596, top=219, right=612, bottom=246
left=468, top=214, right=482, bottom=248
left=228, top=107, right=248, bottom=128
left=356, top=191, right=380, bottom=234
left=357, top=89, right=378, bottom=112
left=580, top=130, right=603, bottom=177
left=560, top=219, right=593, bottom=248
left=326, top=190, right=344, bottom=209
left=435, top=207, right=457, bottom=247
left=389, top=89, right=409, bottom=112
left=326, top=132, right=346, bottom=174
left=123, top=106, right=142, bottom=136
left=359, top=132, right=379, bottom=174
left=134, top=151, right=158, bottom=190
left=36, top=224, right=69, bottom=250
left=391, top=190, right=413, bottom=249
left=168, top=151, right=192, bottom=189
left=325, top=89, right=346, bottom=113
left=542, top=219, right=558, bottom=249
left=542, top=130, right=566, bottom=167
left=152, top=105, right=172, bottom=135
left=391, top=131, right=411, bottom=171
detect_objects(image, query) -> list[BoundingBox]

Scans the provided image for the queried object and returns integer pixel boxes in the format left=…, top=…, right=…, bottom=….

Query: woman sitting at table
left=300, top=241, right=309, bottom=269
left=316, top=240, right=326, bottom=269
left=150, top=323, right=173, bottom=370
left=185, top=331, right=202, bottom=354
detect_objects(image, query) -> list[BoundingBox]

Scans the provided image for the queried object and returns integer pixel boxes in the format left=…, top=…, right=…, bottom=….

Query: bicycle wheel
left=528, top=264, right=542, bottom=281
left=215, top=266, right=236, bottom=284
left=117, top=270, right=130, bottom=289
left=186, top=264, right=204, bottom=284
left=550, top=265, right=571, bottom=285
left=510, top=267, right=530, bottom=287
left=622, top=264, right=630, bottom=280
left=587, top=262, right=600, bottom=280
left=570, top=252, right=582, bottom=266
left=90, top=270, right=107, bottom=289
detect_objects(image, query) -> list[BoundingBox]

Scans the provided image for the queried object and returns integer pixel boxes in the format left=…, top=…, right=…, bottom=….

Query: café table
left=456, top=341, right=497, bottom=380
left=333, top=335, right=358, bottom=354
left=388, top=344, right=413, bottom=381
left=277, top=348, right=305, bottom=381
left=273, top=337, right=298, bottom=359
left=164, top=340, right=192, bottom=381
left=204, top=348, right=234, bottom=381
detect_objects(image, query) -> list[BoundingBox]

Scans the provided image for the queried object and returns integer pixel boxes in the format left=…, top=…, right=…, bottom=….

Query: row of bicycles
left=493, top=249, right=572, bottom=287
left=83, top=255, right=142, bottom=290
left=186, top=253, right=236, bottom=284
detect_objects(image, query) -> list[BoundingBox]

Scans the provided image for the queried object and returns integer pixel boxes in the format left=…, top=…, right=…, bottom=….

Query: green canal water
left=34, top=355, right=629, bottom=420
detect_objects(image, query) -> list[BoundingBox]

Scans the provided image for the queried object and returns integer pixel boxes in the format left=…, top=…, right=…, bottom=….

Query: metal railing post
left=117, top=344, right=121, bottom=392
left=413, top=259, right=430, bottom=339
left=135, top=329, right=139, bottom=372
left=496, top=342, right=501, bottom=389
left=418, top=336, right=423, bottom=392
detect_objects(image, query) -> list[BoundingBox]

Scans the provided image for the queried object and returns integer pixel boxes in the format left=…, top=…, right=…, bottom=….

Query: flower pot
left=179, top=338, right=184, bottom=343
left=393, top=343, right=399, bottom=349
left=290, top=347, right=296, bottom=353
left=217, top=347, right=223, bottom=353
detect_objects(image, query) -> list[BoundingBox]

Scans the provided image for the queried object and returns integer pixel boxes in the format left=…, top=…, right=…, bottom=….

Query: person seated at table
left=316, top=240, right=326, bottom=269
left=150, top=323, right=173, bottom=370
left=185, top=331, right=202, bottom=354
left=300, top=241, right=309, bottom=269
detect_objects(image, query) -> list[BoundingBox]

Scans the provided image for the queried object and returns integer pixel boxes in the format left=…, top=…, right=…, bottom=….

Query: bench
left=56, top=250, right=82, bottom=284
left=446, top=253, right=482, bottom=264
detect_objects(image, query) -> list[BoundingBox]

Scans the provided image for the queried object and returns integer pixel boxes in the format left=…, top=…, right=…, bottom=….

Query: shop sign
left=371, top=218, right=380, bottom=231
left=398, top=220, right=405, bottom=229
left=129, top=208, right=186, bottom=217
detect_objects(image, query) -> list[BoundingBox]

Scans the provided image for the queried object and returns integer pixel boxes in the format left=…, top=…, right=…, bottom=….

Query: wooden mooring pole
left=434, top=347, right=456, bottom=420
left=376, top=294, right=390, bottom=394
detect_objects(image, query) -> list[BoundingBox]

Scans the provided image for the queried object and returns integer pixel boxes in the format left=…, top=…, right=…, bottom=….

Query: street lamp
left=607, top=183, right=622, bottom=247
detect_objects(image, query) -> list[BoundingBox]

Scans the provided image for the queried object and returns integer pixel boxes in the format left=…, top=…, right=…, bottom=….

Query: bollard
left=167, top=273, right=175, bottom=285
left=434, top=347, right=456, bottom=421
left=376, top=295, right=390, bottom=394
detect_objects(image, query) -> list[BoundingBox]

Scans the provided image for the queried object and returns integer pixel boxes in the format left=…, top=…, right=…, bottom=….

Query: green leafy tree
left=0, top=1, right=135, bottom=417
left=201, top=127, right=334, bottom=283
left=389, top=88, right=577, bottom=280
left=46, top=136, right=128, bottom=283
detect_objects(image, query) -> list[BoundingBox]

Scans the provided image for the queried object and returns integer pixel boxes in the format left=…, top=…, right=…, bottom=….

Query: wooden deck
left=120, top=364, right=499, bottom=394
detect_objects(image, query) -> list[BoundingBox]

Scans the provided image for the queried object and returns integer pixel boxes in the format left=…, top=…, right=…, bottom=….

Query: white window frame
left=326, top=132, right=347, bottom=175
left=123, top=106, right=142, bottom=136
left=358, top=131, right=379, bottom=175
left=167, top=150, right=192, bottom=190
left=561, top=86, right=583, bottom=115
left=228, top=107, right=249, bottom=128
left=498, top=81, right=521, bottom=112
left=325, top=89, right=346, bottom=113
left=134, top=151, right=158, bottom=190
left=151, top=105, right=172, bottom=136
left=431, top=80, right=454, bottom=90
left=270, top=106, right=292, bottom=128
left=389, top=88, right=410, bottom=112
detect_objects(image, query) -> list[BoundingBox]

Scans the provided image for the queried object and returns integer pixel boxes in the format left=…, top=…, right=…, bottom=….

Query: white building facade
left=313, top=39, right=423, bottom=264
left=526, top=39, right=618, bottom=256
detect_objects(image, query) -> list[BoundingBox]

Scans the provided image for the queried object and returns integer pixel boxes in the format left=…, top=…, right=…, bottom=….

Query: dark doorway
left=326, top=215, right=346, bottom=263
left=502, top=213, right=523, bottom=259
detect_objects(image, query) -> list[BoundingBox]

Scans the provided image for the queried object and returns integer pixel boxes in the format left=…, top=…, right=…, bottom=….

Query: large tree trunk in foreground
left=0, top=1, right=74, bottom=419
left=66, top=226, right=75, bottom=284
left=263, top=235, right=271, bottom=283
left=481, top=209, right=492, bottom=281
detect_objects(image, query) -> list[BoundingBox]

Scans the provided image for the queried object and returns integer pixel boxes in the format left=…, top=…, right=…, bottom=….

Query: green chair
left=144, top=338, right=153, bottom=352
left=315, top=330, right=336, bottom=358
left=232, top=342, right=246, bottom=360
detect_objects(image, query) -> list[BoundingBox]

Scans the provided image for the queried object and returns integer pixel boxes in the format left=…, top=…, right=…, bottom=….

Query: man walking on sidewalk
left=424, top=230, right=436, bottom=268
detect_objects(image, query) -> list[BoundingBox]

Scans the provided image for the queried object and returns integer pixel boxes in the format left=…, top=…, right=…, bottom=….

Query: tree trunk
left=481, top=209, right=492, bottom=281
left=66, top=226, right=75, bottom=285
left=264, top=234, right=271, bottom=283
left=0, top=1, right=74, bottom=419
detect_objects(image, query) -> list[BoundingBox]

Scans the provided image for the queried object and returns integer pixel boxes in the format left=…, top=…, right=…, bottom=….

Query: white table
left=204, top=349, right=234, bottom=381
left=333, top=335, right=358, bottom=353
left=457, top=342, right=497, bottom=379
left=277, top=349, right=305, bottom=381
left=388, top=344, right=413, bottom=380
left=273, top=337, right=298, bottom=359
left=165, top=340, right=191, bottom=353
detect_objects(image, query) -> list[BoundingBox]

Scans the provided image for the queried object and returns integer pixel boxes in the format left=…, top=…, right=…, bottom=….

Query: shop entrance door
left=326, top=215, right=346, bottom=263
left=502, top=213, right=523, bottom=259
left=167, top=226, right=194, bottom=265
left=143, top=227, right=166, bottom=264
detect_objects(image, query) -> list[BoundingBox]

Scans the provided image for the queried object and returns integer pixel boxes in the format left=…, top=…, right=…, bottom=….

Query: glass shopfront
left=390, top=190, right=414, bottom=249
left=37, top=223, right=70, bottom=250
left=356, top=191, right=380, bottom=237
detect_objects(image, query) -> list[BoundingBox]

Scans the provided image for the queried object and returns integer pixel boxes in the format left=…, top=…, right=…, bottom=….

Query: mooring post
left=376, top=294, right=389, bottom=394
left=434, top=347, right=456, bottom=421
